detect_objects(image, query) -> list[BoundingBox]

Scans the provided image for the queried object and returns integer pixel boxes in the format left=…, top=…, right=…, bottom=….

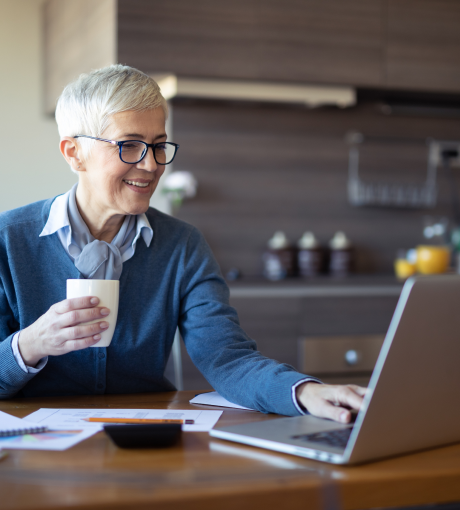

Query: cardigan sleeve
left=0, top=275, right=38, bottom=399
left=178, top=227, right=319, bottom=416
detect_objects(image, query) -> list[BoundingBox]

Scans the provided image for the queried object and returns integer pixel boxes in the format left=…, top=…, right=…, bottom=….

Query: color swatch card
left=0, top=427, right=99, bottom=451
left=0, top=409, right=98, bottom=450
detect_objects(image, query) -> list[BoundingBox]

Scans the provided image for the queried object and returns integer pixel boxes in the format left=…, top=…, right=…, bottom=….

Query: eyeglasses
left=73, top=135, right=179, bottom=165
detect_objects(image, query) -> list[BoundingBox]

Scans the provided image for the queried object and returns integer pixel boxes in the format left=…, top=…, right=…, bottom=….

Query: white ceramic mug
left=66, top=279, right=119, bottom=348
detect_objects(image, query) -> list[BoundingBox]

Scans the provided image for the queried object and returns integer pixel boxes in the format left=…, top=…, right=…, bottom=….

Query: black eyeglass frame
left=73, top=135, right=179, bottom=165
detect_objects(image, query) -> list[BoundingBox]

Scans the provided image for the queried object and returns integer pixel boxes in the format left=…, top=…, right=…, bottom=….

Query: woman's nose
left=138, top=146, right=158, bottom=172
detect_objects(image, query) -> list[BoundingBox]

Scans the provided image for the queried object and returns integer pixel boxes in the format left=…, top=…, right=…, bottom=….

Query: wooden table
left=1, top=391, right=460, bottom=510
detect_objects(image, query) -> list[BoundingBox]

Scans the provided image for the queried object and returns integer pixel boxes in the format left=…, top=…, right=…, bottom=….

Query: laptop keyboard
left=292, top=427, right=352, bottom=449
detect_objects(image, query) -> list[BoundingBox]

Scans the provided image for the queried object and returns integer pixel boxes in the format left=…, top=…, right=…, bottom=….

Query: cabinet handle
left=345, top=349, right=361, bottom=366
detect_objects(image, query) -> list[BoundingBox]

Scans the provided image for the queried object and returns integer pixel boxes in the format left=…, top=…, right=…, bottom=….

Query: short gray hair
left=55, top=64, right=168, bottom=169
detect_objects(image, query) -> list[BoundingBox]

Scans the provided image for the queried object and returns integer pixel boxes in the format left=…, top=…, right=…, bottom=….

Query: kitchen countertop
left=227, top=275, right=404, bottom=298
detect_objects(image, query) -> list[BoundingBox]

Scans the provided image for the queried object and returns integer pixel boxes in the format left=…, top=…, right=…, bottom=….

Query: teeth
left=124, top=180, right=149, bottom=188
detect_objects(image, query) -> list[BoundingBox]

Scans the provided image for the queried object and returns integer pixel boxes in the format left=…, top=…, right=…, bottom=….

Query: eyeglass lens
left=120, top=142, right=175, bottom=164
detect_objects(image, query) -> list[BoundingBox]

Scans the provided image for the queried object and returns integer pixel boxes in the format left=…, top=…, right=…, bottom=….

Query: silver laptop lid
left=345, top=275, right=460, bottom=464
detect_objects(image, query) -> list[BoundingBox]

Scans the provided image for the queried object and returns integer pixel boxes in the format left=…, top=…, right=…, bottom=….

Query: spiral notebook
left=0, top=410, right=48, bottom=437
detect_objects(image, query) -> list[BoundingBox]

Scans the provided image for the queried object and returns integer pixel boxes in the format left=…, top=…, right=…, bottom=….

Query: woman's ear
left=60, top=137, right=84, bottom=172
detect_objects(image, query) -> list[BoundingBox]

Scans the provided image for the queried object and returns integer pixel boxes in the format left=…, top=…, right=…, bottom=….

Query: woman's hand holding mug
left=18, top=297, right=110, bottom=367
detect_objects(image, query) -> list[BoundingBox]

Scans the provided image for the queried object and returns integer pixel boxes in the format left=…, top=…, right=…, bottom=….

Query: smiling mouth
left=123, top=180, right=150, bottom=188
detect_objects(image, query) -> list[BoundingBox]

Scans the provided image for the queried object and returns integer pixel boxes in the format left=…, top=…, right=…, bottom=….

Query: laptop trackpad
left=283, top=415, right=353, bottom=452
left=249, top=414, right=352, bottom=449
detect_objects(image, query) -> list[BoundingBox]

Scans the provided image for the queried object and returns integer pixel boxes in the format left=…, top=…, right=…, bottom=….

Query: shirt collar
left=134, top=213, right=153, bottom=248
left=40, top=188, right=153, bottom=248
left=39, top=190, right=71, bottom=237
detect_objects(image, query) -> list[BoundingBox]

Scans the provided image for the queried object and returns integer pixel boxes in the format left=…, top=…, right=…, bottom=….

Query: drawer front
left=298, top=335, right=385, bottom=375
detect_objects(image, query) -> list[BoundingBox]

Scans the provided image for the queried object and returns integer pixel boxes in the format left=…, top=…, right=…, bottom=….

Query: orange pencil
left=83, top=418, right=194, bottom=425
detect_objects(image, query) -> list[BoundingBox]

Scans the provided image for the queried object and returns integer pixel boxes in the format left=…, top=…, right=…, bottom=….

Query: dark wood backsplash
left=172, top=99, right=460, bottom=276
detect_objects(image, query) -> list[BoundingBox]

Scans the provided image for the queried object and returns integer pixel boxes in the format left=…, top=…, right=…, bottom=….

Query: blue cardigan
left=0, top=197, right=309, bottom=415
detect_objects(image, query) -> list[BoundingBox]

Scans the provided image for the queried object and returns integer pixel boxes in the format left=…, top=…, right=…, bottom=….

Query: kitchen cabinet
left=298, top=334, right=385, bottom=385
left=385, top=0, right=460, bottom=93
left=118, top=0, right=261, bottom=81
left=117, top=0, right=384, bottom=87
left=230, top=282, right=400, bottom=369
left=44, top=0, right=460, bottom=114
left=117, top=0, right=460, bottom=93
left=256, top=0, right=384, bottom=86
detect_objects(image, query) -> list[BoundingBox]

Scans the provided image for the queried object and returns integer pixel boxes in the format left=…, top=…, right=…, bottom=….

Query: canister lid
left=329, top=231, right=352, bottom=250
left=298, top=232, right=319, bottom=249
left=268, top=231, right=289, bottom=249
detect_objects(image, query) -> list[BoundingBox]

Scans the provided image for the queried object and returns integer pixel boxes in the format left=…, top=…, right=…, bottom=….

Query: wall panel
left=44, top=0, right=116, bottom=114
left=173, top=100, right=460, bottom=277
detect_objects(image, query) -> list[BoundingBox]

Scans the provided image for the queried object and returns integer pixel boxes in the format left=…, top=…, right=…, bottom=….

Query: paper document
left=0, top=427, right=99, bottom=451
left=190, top=391, right=256, bottom=411
left=25, top=408, right=223, bottom=432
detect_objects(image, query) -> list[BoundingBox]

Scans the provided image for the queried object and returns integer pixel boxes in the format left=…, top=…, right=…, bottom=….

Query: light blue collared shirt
left=39, top=185, right=153, bottom=267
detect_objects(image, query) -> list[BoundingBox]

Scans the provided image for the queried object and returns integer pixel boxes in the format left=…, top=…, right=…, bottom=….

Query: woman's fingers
left=53, top=296, right=100, bottom=315
left=322, top=385, right=366, bottom=411
left=63, top=321, right=109, bottom=342
left=297, top=383, right=368, bottom=423
left=59, top=305, right=110, bottom=328
left=67, top=334, right=103, bottom=353
left=310, top=398, right=353, bottom=423
left=18, top=297, right=110, bottom=364
left=346, top=384, right=368, bottom=398
left=56, top=323, right=108, bottom=354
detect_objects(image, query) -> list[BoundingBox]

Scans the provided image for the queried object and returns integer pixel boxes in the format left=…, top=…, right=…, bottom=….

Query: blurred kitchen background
left=1, top=0, right=460, bottom=390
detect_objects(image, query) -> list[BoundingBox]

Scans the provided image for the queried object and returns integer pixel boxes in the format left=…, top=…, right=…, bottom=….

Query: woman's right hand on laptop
left=296, top=382, right=367, bottom=423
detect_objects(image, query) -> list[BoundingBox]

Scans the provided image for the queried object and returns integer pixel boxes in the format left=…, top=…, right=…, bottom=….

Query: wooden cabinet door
left=385, top=0, right=460, bottom=93
left=117, top=0, right=384, bottom=86
left=117, top=0, right=261, bottom=80
left=257, top=0, right=384, bottom=86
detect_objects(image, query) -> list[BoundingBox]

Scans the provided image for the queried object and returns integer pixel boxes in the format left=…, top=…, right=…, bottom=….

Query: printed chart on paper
left=25, top=408, right=223, bottom=432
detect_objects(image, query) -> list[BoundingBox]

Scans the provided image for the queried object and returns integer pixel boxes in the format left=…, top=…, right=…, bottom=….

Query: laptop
left=210, top=275, right=460, bottom=465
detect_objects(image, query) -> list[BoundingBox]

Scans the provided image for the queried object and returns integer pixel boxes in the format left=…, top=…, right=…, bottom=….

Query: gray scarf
left=67, top=185, right=137, bottom=280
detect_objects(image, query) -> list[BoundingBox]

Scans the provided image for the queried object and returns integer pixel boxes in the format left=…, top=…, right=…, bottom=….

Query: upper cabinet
left=117, top=0, right=262, bottom=81
left=117, top=0, right=384, bottom=87
left=256, top=0, right=384, bottom=86
left=43, top=0, right=460, bottom=114
left=385, top=0, right=460, bottom=93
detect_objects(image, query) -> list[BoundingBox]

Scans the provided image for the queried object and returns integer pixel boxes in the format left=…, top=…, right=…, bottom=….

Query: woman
left=0, top=65, right=364, bottom=421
